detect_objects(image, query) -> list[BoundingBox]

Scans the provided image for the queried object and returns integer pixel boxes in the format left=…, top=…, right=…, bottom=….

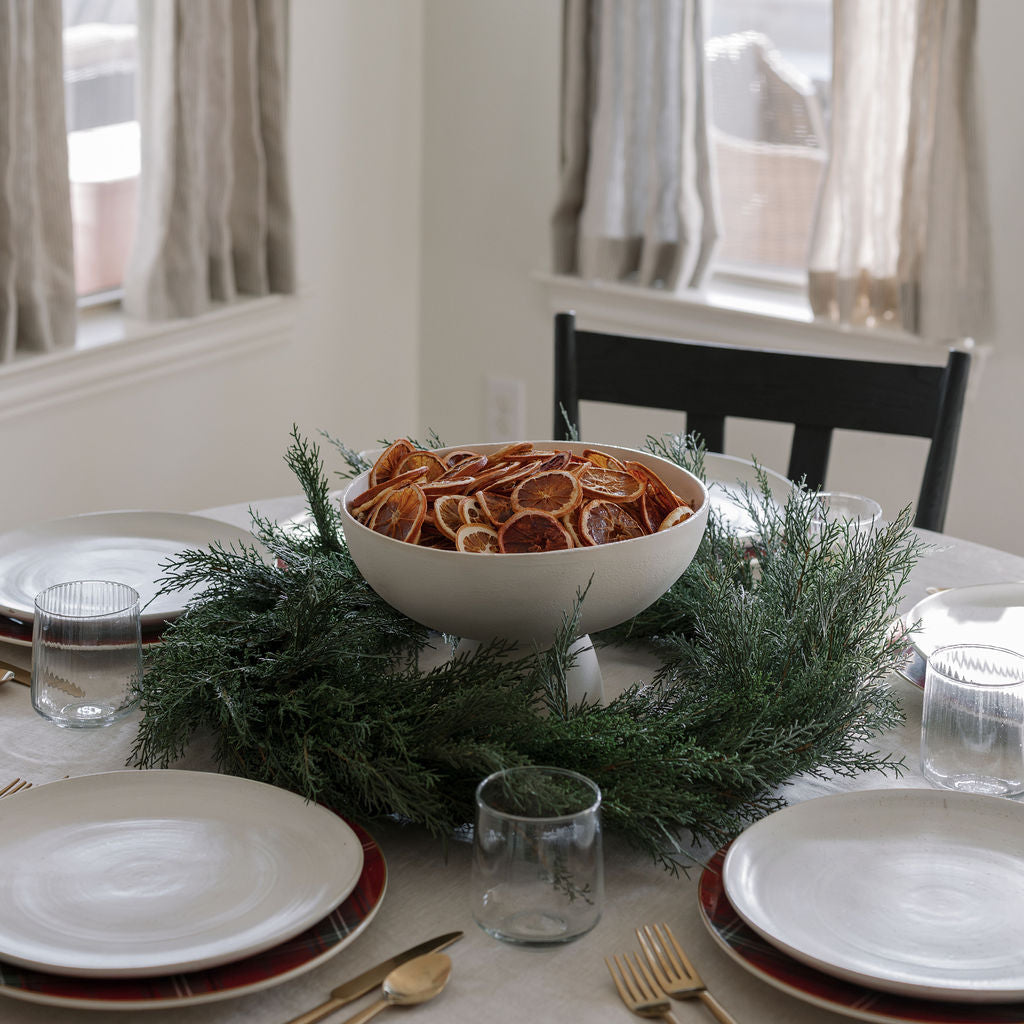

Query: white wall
left=0, top=0, right=423, bottom=533
left=1, top=1, right=1019, bottom=558
left=418, top=0, right=1024, bottom=556
left=419, top=1, right=561, bottom=450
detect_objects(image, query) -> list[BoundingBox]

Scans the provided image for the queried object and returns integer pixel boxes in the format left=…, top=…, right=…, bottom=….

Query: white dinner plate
left=723, top=789, right=1024, bottom=1002
left=702, top=452, right=793, bottom=539
left=0, top=771, right=364, bottom=978
left=0, top=511, right=256, bottom=627
left=906, top=583, right=1024, bottom=664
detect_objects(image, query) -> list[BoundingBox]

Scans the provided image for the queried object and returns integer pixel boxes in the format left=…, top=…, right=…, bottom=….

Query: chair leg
left=788, top=425, right=832, bottom=490
left=554, top=311, right=579, bottom=440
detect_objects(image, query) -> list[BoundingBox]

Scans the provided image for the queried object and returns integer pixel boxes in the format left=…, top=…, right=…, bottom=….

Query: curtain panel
left=125, top=0, right=295, bottom=321
left=0, top=0, right=75, bottom=363
left=808, top=0, right=989, bottom=339
left=552, top=0, right=719, bottom=291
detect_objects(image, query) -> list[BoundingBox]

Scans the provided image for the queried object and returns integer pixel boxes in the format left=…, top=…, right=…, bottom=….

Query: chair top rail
left=569, top=328, right=961, bottom=439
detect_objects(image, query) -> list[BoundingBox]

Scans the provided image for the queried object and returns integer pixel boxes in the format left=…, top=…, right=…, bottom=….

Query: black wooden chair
left=553, top=311, right=971, bottom=532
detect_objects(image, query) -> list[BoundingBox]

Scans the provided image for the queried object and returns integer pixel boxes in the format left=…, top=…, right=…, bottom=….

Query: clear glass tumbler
left=809, top=492, right=883, bottom=537
left=471, top=765, right=603, bottom=945
left=921, top=644, right=1024, bottom=796
left=31, top=580, right=142, bottom=728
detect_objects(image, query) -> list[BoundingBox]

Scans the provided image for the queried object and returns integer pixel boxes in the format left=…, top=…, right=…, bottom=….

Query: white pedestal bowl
left=340, top=441, right=709, bottom=705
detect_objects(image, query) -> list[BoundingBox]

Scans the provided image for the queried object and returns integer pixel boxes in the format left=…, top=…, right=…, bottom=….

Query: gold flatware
left=636, top=923, right=738, bottom=1024
left=605, top=953, right=679, bottom=1022
left=0, top=778, right=31, bottom=797
left=337, top=952, right=451, bottom=1024
left=283, top=930, right=462, bottom=1024
left=0, top=658, right=29, bottom=686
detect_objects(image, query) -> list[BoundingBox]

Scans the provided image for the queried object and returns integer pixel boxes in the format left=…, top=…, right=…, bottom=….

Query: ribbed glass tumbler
left=922, top=644, right=1024, bottom=796
left=31, top=580, right=142, bottom=728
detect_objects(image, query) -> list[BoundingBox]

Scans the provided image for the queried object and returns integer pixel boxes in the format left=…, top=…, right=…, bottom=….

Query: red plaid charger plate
left=699, top=846, right=1024, bottom=1024
left=0, top=820, right=386, bottom=1010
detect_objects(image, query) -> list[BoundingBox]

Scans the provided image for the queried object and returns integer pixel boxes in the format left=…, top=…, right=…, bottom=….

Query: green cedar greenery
left=130, top=428, right=921, bottom=873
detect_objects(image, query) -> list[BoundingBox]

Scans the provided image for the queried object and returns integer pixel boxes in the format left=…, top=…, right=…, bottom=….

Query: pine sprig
left=131, top=430, right=921, bottom=874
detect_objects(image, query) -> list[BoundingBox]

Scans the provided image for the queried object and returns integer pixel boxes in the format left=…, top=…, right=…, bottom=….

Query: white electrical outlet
left=484, top=375, right=526, bottom=442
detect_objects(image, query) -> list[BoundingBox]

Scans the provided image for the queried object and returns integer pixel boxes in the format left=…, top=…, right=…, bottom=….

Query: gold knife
left=283, top=930, right=463, bottom=1024
left=0, top=659, right=29, bottom=687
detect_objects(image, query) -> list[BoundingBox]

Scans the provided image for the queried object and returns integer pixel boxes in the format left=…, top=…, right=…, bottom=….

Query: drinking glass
left=471, top=765, right=603, bottom=945
left=921, top=644, right=1024, bottom=796
left=809, top=492, right=883, bottom=537
left=31, top=580, right=142, bottom=728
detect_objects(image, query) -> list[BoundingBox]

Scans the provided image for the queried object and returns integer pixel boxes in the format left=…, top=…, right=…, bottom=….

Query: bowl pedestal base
left=454, top=634, right=605, bottom=707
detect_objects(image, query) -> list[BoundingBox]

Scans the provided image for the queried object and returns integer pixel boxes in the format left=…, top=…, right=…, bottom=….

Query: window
left=705, top=0, right=832, bottom=277
left=62, top=0, right=140, bottom=301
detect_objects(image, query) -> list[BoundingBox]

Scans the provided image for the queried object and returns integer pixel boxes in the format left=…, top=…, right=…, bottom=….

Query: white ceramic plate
left=906, top=583, right=1024, bottom=663
left=0, top=771, right=364, bottom=978
left=723, top=789, right=1024, bottom=1002
left=0, top=511, right=256, bottom=627
left=702, top=452, right=793, bottom=539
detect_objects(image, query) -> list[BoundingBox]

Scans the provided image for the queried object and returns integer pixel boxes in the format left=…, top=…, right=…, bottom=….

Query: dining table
left=1, top=492, right=1023, bottom=1024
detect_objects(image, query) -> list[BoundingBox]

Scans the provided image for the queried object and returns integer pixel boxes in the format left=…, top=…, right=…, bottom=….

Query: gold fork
left=0, top=778, right=31, bottom=798
left=637, top=923, right=738, bottom=1024
left=605, top=953, right=680, bottom=1022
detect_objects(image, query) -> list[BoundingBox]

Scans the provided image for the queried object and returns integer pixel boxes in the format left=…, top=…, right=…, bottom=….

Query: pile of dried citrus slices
left=346, top=441, right=697, bottom=554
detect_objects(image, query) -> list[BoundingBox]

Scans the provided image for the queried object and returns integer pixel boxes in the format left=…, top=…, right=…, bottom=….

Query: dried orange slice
left=438, top=456, right=488, bottom=480
left=579, top=499, right=645, bottom=546
left=498, top=510, right=572, bottom=553
left=461, top=462, right=518, bottom=493
left=578, top=466, right=644, bottom=503
left=368, top=484, right=427, bottom=542
left=658, top=504, right=694, bottom=530
left=369, top=439, right=415, bottom=487
left=418, top=518, right=454, bottom=548
left=512, top=469, right=582, bottom=518
left=444, top=449, right=484, bottom=468
left=455, top=523, right=500, bottom=553
left=348, top=466, right=428, bottom=520
left=458, top=495, right=487, bottom=526
left=484, top=459, right=542, bottom=493
left=582, top=448, right=628, bottom=472
left=560, top=511, right=583, bottom=548
left=623, top=460, right=685, bottom=512
left=493, top=443, right=539, bottom=461
left=475, top=490, right=516, bottom=526
left=396, top=450, right=447, bottom=482
left=533, top=451, right=573, bottom=473
left=421, top=474, right=483, bottom=498
left=432, top=494, right=464, bottom=541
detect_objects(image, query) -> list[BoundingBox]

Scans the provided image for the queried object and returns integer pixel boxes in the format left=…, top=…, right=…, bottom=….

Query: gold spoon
left=338, top=953, right=452, bottom=1024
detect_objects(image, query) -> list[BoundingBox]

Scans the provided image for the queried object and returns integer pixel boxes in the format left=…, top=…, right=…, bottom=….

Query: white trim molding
left=535, top=272, right=975, bottom=366
left=0, top=295, right=297, bottom=424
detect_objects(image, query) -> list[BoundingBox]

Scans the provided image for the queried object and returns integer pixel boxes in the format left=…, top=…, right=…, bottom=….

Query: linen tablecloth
left=1, top=496, right=1023, bottom=1024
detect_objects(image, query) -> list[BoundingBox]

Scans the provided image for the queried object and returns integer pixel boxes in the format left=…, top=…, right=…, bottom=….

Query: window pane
left=63, top=0, right=139, bottom=298
left=705, top=0, right=832, bottom=274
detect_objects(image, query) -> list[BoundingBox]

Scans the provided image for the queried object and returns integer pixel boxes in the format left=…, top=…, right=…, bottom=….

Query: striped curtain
left=552, top=0, right=719, bottom=291
left=0, top=0, right=75, bottom=362
left=808, top=0, right=989, bottom=339
left=124, top=0, right=295, bottom=321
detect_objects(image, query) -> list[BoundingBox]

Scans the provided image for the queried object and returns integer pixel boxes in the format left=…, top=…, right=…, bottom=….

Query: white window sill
left=0, top=294, right=297, bottom=425
left=534, top=271, right=979, bottom=365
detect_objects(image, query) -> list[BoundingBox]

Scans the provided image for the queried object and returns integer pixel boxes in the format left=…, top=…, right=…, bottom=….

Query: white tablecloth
left=1, top=497, right=1023, bottom=1024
